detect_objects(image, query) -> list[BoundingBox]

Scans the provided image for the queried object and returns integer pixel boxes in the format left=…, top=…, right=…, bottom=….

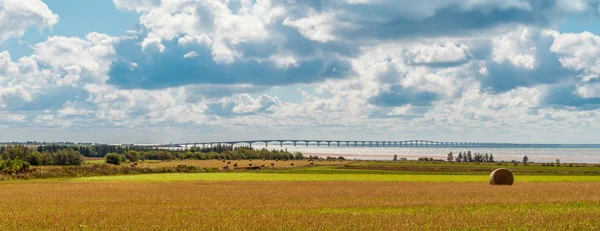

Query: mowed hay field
left=2, top=174, right=600, bottom=230
left=84, top=158, right=347, bottom=169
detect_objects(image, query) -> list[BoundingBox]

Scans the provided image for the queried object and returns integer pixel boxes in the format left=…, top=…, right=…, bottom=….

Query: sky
left=1, top=0, right=600, bottom=144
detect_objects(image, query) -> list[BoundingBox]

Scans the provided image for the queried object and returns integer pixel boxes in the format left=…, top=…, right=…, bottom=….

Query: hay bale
left=489, top=168, right=514, bottom=185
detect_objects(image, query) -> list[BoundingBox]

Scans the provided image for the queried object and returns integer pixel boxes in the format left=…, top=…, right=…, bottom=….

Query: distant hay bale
left=233, top=163, right=238, bottom=167
left=271, top=163, right=275, bottom=166
left=249, top=163, right=253, bottom=167
left=290, top=163, right=294, bottom=166
left=489, top=168, right=514, bottom=185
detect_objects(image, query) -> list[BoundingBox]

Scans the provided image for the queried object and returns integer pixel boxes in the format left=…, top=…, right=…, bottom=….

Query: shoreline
left=303, top=152, right=600, bottom=163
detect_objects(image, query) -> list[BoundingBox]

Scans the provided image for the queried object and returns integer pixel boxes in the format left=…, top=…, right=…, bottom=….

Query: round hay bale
left=489, top=168, right=514, bottom=185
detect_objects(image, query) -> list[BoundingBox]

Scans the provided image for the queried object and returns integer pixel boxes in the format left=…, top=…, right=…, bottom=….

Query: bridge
left=154, top=140, right=519, bottom=148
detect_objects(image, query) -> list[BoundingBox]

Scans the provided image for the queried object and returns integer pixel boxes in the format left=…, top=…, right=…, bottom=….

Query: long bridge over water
left=156, top=140, right=520, bottom=148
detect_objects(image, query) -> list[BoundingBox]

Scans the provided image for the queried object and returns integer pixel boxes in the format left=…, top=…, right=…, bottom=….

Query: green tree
left=125, top=150, right=140, bottom=162
left=466, top=151, right=473, bottom=162
left=447, top=152, right=453, bottom=162
left=489, top=153, right=494, bottom=162
left=105, top=153, right=123, bottom=165
left=393, top=155, right=398, bottom=161
left=523, top=155, right=529, bottom=165
left=52, top=149, right=84, bottom=165
left=0, top=158, right=30, bottom=174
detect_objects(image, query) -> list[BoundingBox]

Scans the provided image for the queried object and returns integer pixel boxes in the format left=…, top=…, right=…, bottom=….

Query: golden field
left=1, top=178, right=599, bottom=230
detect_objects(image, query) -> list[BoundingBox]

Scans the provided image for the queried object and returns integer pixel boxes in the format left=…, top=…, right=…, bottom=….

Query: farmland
left=1, top=178, right=600, bottom=230
left=2, top=160, right=600, bottom=230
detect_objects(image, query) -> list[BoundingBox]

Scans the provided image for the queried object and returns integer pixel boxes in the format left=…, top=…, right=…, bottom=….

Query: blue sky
left=1, top=0, right=600, bottom=143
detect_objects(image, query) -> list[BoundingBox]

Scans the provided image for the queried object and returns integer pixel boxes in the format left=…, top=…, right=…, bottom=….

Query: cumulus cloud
left=4, top=0, right=600, bottom=142
left=206, top=94, right=280, bottom=116
left=0, top=33, right=118, bottom=112
left=112, top=0, right=159, bottom=12
left=0, top=0, right=58, bottom=44
left=551, top=31, right=600, bottom=81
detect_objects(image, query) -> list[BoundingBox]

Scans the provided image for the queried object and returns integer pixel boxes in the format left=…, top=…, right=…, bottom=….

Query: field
left=3, top=160, right=600, bottom=230
left=84, top=158, right=347, bottom=168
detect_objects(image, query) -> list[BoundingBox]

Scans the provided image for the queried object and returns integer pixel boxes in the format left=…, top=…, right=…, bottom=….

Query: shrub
left=26, top=151, right=44, bottom=166
left=105, top=153, right=123, bottom=165
left=125, top=150, right=140, bottom=162
left=155, top=151, right=173, bottom=161
left=0, top=159, right=31, bottom=174
left=52, top=149, right=85, bottom=165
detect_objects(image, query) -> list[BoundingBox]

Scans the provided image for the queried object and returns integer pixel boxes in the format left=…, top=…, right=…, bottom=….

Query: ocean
left=238, top=145, right=600, bottom=163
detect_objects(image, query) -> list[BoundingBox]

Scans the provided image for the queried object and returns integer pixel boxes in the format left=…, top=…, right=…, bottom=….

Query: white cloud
left=282, top=11, right=338, bottom=43
left=406, top=43, right=470, bottom=65
left=491, top=26, right=538, bottom=69
left=387, top=105, right=412, bottom=116
left=141, top=33, right=165, bottom=53
left=551, top=31, right=600, bottom=81
left=112, top=0, right=159, bottom=12
left=4, top=0, right=600, bottom=143
left=577, top=83, right=600, bottom=98
left=183, top=51, right=198, bottom=58
left=0, top=33, right=118, bottom=113
left=0, top=0, right=58, bottom=44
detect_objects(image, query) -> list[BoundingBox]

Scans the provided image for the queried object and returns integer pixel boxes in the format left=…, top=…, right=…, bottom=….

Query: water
left=223, top=145, right=600, bottom=163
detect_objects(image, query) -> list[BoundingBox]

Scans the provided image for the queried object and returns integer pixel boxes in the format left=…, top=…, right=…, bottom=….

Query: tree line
left=35, top=144, right=152, bottom=157
left=1, top=144, right=306, bottom=171
left=446, top=151, right=494, bottom=162
left=104, top=145, right=306, bottom=165
left=0, top=145, right=85, bottom=173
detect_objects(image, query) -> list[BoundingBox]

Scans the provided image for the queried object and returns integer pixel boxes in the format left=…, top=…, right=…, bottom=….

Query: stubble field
left=2, top=172, right=600, bottom=230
